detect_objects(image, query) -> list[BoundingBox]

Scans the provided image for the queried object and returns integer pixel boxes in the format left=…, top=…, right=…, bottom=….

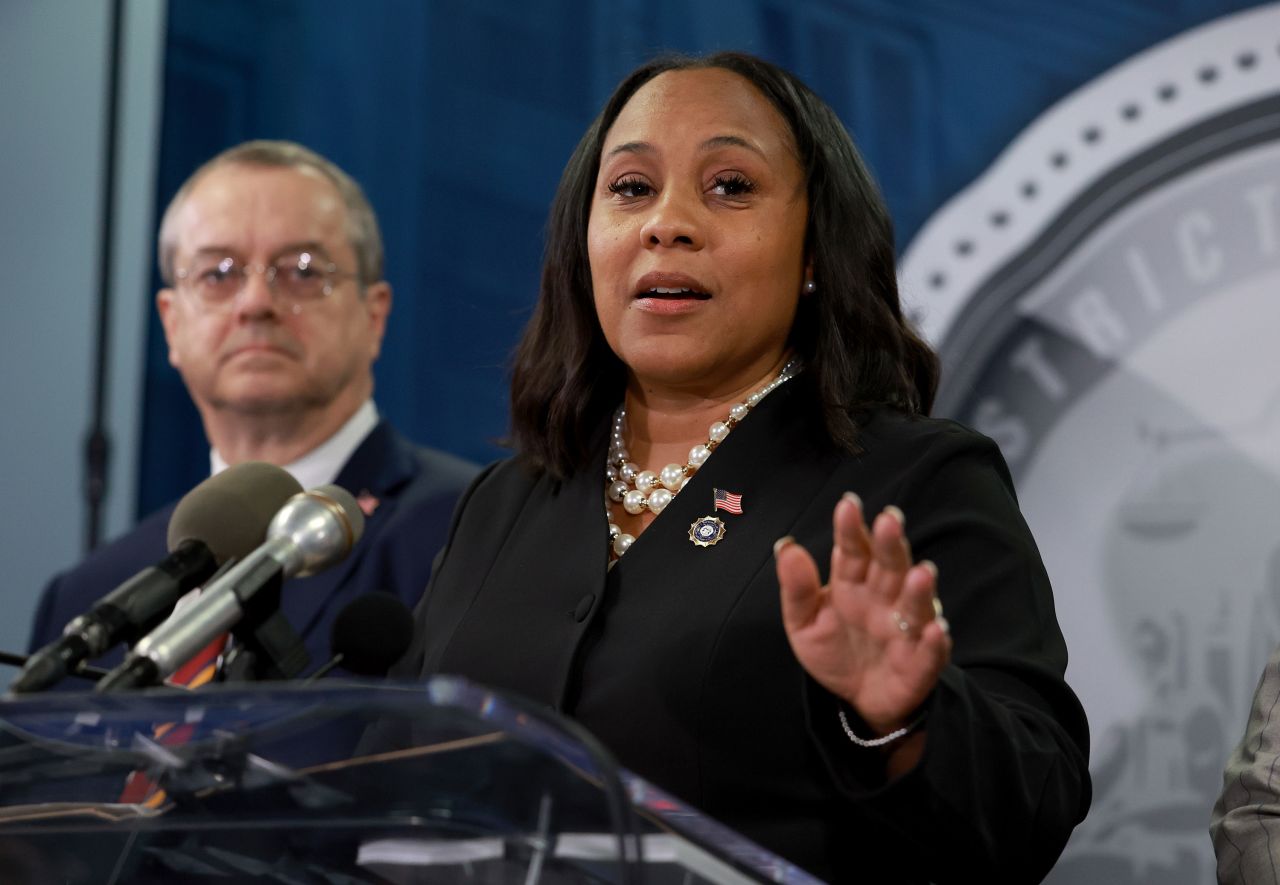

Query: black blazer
left=398, top=383, right=1091, bottom=883
left=29, top=421, right=479, bottom=680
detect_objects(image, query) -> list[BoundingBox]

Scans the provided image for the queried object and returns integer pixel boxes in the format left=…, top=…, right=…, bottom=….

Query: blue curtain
left=139, top=0, right=1263, bottom=514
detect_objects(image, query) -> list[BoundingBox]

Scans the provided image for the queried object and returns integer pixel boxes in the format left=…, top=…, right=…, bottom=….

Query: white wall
left=0, top=0, right=164, bottom=681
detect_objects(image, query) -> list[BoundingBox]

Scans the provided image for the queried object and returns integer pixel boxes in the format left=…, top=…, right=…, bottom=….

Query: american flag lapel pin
left=713, top=488, right=743, bottom=514
left=355, top=490, right=381, bottom=517
left=688, top=488, right=742, bottom=548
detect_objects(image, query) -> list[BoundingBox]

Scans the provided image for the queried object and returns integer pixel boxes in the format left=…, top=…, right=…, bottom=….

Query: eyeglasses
left=173, top=251, right=359, bottom=309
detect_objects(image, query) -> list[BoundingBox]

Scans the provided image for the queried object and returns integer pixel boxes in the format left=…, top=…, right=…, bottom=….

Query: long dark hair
left=511, top=51, right=938, bottom=479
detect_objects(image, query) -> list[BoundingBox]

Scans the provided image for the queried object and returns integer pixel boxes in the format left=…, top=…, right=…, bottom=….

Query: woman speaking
left=396, top=51, right=1091, bottom=883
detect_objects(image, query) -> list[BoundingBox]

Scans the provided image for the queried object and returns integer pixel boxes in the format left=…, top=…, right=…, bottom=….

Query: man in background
left=28, top=140, right=477, bottom=679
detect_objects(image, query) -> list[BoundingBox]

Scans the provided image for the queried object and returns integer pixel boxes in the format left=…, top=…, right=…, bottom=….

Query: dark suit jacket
left=395, top=382, right=1091, bottom=883
left=29, top=420, right=479, bottom=681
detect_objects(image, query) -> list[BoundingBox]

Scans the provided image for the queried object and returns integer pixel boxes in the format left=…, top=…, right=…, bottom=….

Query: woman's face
left=587, top=67, right=810, bottom=397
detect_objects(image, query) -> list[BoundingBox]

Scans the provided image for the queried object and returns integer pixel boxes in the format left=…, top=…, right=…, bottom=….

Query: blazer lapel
left=609, top=383, right=842, bottom=615
left=279, top=422, right=418, bottom=642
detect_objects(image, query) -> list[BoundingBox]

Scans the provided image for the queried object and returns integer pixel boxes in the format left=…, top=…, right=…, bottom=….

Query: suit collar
left=334, top=419, right=418, bottom=500
left=279, top=420, right=422, bottom=644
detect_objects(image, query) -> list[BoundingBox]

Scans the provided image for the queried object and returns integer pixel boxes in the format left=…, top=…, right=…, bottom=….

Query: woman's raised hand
left=776, top=493, right=951, bottom=736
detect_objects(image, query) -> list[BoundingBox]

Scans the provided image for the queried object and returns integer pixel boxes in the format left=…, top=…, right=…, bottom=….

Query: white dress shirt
left=209, top=399, right=379, bottom=491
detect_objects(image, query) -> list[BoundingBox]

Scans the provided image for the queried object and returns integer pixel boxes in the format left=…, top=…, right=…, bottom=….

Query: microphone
left=307, top=592, right=414, bottom=681
left=96, top=484, right=366, bottom=692
left=11, top=462, right=302, bottom=694
left=0, top=649, right=109, bottom=682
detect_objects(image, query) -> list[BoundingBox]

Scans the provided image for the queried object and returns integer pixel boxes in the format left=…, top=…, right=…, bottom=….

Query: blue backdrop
left=138, top=0, right=1266, bottom=514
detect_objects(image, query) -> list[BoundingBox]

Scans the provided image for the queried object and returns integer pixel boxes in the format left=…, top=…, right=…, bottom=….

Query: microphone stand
left=218, top=570, right=310, bottom=684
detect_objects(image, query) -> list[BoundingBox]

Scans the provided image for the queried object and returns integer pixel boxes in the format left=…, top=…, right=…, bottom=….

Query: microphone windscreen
left=167, top=462, right=304, bottom=563
left=329, top=592, right=414, bottom=677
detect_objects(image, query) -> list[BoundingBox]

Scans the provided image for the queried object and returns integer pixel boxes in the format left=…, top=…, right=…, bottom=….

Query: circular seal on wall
left=899, top=6, right=1280, bottom=882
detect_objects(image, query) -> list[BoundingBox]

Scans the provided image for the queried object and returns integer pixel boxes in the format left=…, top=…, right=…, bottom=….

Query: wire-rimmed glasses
left=173, top=251, right=358, bottom=310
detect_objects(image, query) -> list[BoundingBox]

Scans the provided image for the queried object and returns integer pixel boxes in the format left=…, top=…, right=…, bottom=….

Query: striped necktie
left=118, top=632, right=228, bottom=805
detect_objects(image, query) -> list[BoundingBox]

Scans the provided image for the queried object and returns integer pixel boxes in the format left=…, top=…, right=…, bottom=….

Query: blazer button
left=573, top=594, right=595, bottom=622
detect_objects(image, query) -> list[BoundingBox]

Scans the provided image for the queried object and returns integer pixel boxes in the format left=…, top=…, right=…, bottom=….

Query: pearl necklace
left=605, top=358, right=802, bottom=559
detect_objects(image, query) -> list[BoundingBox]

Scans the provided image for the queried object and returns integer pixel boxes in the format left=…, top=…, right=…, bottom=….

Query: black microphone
left=12, top=463, right=303, bottom=694
left=307, top=592, right=415, bottom=681
left=96, top=484, right=366, bottom=692
left=0, top=649, right=108, bottom=682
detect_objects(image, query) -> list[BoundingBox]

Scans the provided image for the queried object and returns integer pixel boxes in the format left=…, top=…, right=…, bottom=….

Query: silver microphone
left=95, top=485, right=365, bottom=691
left=12, top=462, right=302, bottom=694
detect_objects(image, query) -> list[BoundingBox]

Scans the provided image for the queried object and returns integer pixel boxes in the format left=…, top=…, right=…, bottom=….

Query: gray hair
left=157, top=140, right=384, bottom=287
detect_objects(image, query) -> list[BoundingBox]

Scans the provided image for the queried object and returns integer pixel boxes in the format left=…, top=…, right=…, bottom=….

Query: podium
left=0, top=676, right=824, bottom=884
